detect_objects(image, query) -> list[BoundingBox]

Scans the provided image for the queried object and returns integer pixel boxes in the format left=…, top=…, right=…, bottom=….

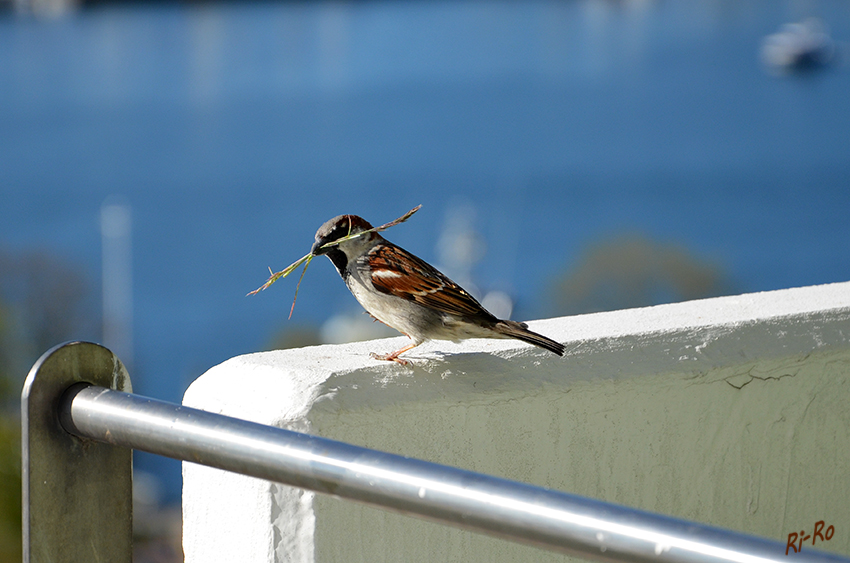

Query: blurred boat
left=760, top=18, right=836, bottom=73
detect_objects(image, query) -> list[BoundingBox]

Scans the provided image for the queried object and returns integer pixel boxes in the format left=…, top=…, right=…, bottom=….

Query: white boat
left=760, top=18, right=836, bottom=72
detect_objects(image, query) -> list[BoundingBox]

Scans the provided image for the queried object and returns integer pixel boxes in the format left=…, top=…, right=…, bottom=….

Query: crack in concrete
left=724, top=369, right=798, bottom=390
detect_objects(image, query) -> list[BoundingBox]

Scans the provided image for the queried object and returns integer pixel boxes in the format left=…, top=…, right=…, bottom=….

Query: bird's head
left=311, top=214, right=376, bottom=256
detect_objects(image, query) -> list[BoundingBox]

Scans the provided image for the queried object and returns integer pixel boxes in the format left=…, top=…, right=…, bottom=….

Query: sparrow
left=311, top=213, right=565, bottom=365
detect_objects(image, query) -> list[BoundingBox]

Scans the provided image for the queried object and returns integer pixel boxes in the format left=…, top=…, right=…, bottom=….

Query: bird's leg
left=370, top=342, right=418, bottom=365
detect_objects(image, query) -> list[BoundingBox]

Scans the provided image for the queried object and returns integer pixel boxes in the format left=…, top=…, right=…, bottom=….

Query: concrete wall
left=183, top=282, right=850, bottom=562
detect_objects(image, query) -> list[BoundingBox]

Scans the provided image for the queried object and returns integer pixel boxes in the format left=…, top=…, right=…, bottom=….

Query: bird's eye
left=330, top=224, right=349, bottom=241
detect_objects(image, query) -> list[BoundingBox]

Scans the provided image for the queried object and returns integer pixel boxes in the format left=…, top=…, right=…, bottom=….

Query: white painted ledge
left=183, top=281, right=850, bottom=563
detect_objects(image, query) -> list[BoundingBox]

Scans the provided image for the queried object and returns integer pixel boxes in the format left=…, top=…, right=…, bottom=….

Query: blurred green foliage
left=0, top=304, right=22, bottom=563
left=0, top=249, right=95, bottom=381
left=0, top=247, right=96, bottom=563
left=552, top=234, right=735, bottom=315
left=267, top=323, right=322, bottom=351
left=0, top=415, right=21, bottom=563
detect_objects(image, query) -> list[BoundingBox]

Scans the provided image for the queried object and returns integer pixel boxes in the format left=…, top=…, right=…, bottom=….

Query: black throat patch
left=325, top=247, right=349, bottom=279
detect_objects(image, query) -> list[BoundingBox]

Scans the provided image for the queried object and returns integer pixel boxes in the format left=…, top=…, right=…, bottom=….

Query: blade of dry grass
left=247, top=205, right=421, bottom=318
left=287, top=254, right=313, bottom=319
left=246, top=253, right=312, bottom=296
left=316, top=204, right=422, bottom=250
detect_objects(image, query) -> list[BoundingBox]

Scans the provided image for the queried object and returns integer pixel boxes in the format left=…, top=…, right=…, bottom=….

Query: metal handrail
left=23, top=342, right=849, bottom=563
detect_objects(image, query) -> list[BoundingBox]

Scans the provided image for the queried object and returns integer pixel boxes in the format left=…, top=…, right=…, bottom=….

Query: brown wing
left=365, top=242, right=493, bottom=319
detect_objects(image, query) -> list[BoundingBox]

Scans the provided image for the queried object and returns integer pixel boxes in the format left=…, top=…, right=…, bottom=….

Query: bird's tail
left=493, top=320, right=565, bottom=356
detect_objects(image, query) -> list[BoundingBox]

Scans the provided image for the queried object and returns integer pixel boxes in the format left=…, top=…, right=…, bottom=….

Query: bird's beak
left=311, top=240, right=328, bottom=256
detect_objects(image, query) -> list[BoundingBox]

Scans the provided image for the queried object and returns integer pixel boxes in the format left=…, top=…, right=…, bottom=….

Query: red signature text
left=786, top=521, right=835, bottom=555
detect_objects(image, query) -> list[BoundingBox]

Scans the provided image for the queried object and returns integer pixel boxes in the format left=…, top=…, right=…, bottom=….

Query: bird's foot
left=370, top=342, right=418, bottom=365
left=370, top=352, right=410, bottom=365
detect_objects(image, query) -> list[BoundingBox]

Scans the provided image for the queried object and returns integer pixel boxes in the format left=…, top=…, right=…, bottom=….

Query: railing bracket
left=21, top=341, right=134, bottom=563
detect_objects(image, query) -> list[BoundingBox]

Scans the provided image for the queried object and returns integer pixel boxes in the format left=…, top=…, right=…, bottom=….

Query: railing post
left=21, top=341, right=133, bottom=563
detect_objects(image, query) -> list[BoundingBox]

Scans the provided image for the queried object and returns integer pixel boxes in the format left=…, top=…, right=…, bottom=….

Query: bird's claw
left=370, top=352, right=410, bottom=365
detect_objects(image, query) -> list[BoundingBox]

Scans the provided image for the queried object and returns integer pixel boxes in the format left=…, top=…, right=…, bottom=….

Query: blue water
left=2, top=0, right=849, bottom=500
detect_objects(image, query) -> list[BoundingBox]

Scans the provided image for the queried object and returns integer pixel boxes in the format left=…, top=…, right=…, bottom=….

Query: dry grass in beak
left=248, top=205, right=421, bottom=319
